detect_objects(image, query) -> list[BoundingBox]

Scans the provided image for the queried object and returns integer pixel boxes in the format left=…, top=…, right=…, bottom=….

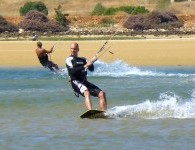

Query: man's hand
left=91, top=56, right=98, bottom=63
left=51, top=46, right=54, bottom=52
left=84, top=61, right=93, bottom=69
left=84, top=56, right=97, bottom=69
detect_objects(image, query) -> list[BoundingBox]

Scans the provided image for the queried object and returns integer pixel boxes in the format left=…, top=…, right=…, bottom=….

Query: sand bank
left=0, top=39, right=195, bottom=67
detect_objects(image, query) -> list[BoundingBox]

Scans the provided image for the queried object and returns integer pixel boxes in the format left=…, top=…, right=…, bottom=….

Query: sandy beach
left=0, top=38, right=195, bottom=67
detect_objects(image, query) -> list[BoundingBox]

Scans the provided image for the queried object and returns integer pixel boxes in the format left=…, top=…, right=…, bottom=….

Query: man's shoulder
left=66, top=56, right=73, bottom=64
left=79, top=57, right=86, bottom=60
left=66, top=55, right=73, bottom=60
left=37, top=48, right=45, bottom=52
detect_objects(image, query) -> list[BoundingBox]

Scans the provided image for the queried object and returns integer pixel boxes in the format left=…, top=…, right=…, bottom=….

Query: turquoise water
left=1, top=60, right=195, bottom=149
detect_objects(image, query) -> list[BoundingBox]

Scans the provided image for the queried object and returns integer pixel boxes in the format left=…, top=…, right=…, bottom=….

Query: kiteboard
left=80, top=110, right=107, bottom=119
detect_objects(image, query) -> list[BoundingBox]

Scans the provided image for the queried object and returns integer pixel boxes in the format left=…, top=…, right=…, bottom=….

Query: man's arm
left=84, top=56, right=97, bottom=71
left=43, top=45, right=54, bottom=54
left=85, top=61, right=94, bottom=71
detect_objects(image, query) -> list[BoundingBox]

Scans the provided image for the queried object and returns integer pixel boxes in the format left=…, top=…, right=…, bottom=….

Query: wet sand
left=0, top=39, right=195, bottom=67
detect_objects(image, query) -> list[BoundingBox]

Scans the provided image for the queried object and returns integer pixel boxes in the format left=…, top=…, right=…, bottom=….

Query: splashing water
left=91, top=60, right=162, bottom=77
left=58, top=60, right=195, bottom=77
left=107, top=91, right=195, bottom=119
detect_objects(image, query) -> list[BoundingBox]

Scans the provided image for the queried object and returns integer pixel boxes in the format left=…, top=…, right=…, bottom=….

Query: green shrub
left=133, top=6, right=149, bottom=14
left=91, top=3, right=106, bottom=15
left=19, top=1, right=48, bottom=16
left=119, top=6, right=135, bottom=14
left=119, top=6, right=149, bottom=14
left=100, top=17, right=115, bottom=27
left=175, top=0, right=186, bottom=2
left=91, top=4, right=149, bottom=16
left=103, top=7, right=119, bottom=15
left=54, top=5, right=69, bottom=26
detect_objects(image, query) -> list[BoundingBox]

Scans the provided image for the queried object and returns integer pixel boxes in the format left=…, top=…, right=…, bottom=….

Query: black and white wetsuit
left=38, top=55, right=59, bottom=72
left=66, top=55, right=101, bottom=97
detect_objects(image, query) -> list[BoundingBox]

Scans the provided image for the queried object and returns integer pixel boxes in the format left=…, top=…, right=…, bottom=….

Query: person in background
left=32, top=32, right=38, bottom=41
left=66, top=42, right=107, bottom=111
left=36, top=41, right=59, bottom=72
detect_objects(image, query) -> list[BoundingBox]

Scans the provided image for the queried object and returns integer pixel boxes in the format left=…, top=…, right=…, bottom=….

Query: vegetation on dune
left=0, top=0, right=193, bottom=37
left=19, top=10, right=68, bottom=32
left=54, top=5, right=69, bottom=27
left=91, top=3, right=106, bottom=16
left=123, top=11, right=184, bottom=30
left=100, top=17, right=116, bottom=27
left=19, top=1, right=48, bottom=16
left=0, top=16, right=18, bottom=33
left=91, top=3, right=149, bottom=15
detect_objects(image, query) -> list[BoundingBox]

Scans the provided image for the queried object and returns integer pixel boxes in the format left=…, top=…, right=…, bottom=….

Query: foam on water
left=1, top=60, right=194, bottom=78
left=60, top=60, right=158, bottom=77
left=91, top=60, right=158, bottom=77
left=60, top=60, right=195, bottom=77
left=107, top=90, right=195, bottom=119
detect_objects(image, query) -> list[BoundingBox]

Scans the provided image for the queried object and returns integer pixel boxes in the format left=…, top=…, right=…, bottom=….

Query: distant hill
left=1, top=0, right=195, bottom=17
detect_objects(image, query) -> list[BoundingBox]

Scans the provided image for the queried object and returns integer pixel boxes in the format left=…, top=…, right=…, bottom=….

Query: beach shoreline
left=0, top=38, right=195, bottom=67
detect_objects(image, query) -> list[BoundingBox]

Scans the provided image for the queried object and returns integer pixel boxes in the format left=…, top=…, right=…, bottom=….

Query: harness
left=38, top=55, right=49, bottom=66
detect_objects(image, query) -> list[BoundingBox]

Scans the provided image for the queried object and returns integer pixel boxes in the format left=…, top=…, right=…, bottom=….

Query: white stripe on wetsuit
left=72, top=80, right=87, bottom=94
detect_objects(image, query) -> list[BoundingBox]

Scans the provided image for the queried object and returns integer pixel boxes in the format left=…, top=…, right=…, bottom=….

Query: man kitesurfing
left=36, top=41, right=59, bottom=72
left=66, top=42, right=107, bottom=111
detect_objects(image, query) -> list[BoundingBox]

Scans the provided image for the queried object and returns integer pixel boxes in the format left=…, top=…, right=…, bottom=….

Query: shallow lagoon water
left=1, top=60, right=195, bottom=149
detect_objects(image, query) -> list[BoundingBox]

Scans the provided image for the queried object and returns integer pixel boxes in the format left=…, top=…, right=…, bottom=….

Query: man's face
left=71, top=45, right=79, bottom=56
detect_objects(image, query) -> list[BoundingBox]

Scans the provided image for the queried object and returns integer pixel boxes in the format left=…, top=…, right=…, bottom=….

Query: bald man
left=66, top=42, right=107, bottom=111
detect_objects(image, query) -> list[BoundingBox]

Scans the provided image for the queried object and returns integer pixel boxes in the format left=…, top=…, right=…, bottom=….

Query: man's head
left=37, top=41, right=42, bottom=48
left=70, top=42, right=79, bottom=56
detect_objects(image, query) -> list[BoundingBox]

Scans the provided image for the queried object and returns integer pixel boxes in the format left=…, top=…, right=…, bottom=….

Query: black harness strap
left=74, top=92, right=79, bottom=97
